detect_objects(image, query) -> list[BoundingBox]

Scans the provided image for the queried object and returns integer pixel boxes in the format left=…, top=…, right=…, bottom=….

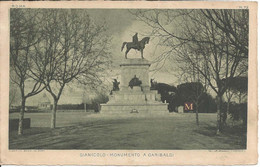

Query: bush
left=198, top=93, right=217, bottom=113
left=57, top=104, right=84, bottom=110
left=228, top=103, right=247, bottom=125
left=92, top=102, right=101, bottom=112
left=88, top=93, right=109, bottom=112
left=151, top=81, right=217, bottom=113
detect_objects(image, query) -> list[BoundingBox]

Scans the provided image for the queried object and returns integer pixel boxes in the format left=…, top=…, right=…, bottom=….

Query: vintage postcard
left=0, top=1, right=258, bottom=165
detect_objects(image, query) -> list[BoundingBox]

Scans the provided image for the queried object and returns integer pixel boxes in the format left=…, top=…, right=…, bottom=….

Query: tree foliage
left=223, top=76, right=248, bottom=94
left=32, top=9, right=111, bottom=128
left=177, top=82, right=204, bottom=103
left=10, top=9, right=46, bottom=135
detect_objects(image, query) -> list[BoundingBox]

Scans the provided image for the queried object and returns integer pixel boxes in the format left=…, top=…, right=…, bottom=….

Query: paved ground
left=9, top=112, right=246, bottom=150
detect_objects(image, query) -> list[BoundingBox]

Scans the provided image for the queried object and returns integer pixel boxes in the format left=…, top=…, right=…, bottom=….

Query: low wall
left=9, top=118, right=31, bottom=131
left=56, top=109, right=94, bottom=112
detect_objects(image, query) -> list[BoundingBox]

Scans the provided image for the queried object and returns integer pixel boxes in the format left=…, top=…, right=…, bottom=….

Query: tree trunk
left=84, top=103, right=87, bottom=112
left=223, top=101, right=230, bottom=126
left=222, top=111, right=227, bottom=127
left=51, top=99, right=58, bottom=129
left=239, top=92, right=242, bottom=103
left=18, top=97, right=26, bottom=135
left=216, top=95, right=223, bottom=135
left=195, top=101, right=199, bottom=126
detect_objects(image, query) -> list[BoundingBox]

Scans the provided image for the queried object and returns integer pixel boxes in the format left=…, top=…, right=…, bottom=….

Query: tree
left=222, top=76, right=247, bottom=124
left=175, top=10, right=248, bottom=133
left=34, top=9, right=111, bottom=128
left=175, top=52, right=209, bottom=125
left=224, top=76, right=248, bottom=102
left=224, top=87, right=234, bottom=125
left=198, top=93, right=217, bottom=113
left=177, top=82, right=205, bottom=125
left=10, top=9, right=46, bottom=135
left=9, top=79, right=19, bottom=109
left=201, top=10, right=248, bottom=59
left=132, top=9, right=248, bottom=134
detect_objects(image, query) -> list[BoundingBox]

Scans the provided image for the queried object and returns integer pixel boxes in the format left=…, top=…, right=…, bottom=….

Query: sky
left=11, top=9, right=179, bottom=106
left=87, top=9, right=178, bottom=85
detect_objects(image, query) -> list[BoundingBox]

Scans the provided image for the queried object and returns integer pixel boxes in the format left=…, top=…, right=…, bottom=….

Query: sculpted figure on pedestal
left=112, top=79, right=120, bottom=91
left=121, top=33, right=150, bottom=59
left=129, top=75, right=142, bottom=89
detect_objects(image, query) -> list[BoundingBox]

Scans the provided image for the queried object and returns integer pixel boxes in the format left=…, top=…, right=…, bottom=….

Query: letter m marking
left=184, top=102, right=193, bottom=111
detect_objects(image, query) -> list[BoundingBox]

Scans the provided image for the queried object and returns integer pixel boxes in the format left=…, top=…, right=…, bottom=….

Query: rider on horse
left=132, top=33, right=140, bottom=50
left=121, top=33, right=150, bottom=59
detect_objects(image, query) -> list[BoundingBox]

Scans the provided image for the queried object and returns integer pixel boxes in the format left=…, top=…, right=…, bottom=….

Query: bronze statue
left=129, top=75, right=142, bottom=89
left=112, top=79, right=120, bottom=91
left=121, top=33, right=150, bottom=59
left=133, top=33, right=138, bottom=45
left=150, top=78, right=156, bottom=90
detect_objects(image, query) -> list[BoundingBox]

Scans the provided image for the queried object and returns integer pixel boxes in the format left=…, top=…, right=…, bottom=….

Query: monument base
left=100, top=58, right=169, bottom=114
left=100, top=103, right=169, bottom=114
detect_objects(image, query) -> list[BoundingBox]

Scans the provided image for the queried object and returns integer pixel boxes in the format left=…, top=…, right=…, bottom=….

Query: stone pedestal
left=119, top=58, right=150, bottom=91
left=100, top=58, right=169, bottom=114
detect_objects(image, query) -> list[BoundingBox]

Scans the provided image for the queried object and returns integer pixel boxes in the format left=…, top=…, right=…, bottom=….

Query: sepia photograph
left=0, top=1, right=258, bottom=165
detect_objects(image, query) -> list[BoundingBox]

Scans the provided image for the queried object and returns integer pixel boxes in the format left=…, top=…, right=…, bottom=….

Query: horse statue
left=121, top=33, right=150, bottom=59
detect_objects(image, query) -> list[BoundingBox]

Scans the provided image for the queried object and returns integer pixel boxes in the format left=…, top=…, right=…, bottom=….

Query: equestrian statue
left=121, top=33, right=150, bottom=59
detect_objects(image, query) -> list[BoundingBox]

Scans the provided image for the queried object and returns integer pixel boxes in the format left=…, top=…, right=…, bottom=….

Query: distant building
left=38, top=93, right=52, bottom=110
left=9, top=82, right=101, bottom=111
